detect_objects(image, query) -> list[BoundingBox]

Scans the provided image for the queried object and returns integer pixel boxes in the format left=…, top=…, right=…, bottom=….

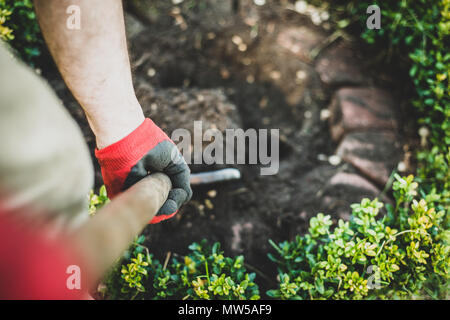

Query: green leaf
left=266, top=290, right=281, bottom=298
left=315, top=278, right=324, bottom=295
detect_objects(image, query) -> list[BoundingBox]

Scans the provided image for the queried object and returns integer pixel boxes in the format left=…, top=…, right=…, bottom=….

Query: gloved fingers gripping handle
left=125, top=142, right=193, bottom=223
left=95, top=118, right=192, bottom=224
left=126, top=140, right=192, bottom=196
left=95, top=118, right=170, bottom=199
left=155, top=188, right=188, bottom=216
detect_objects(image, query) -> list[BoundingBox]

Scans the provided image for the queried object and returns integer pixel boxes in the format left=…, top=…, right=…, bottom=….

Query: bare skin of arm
left=34, top=0, right=144, bottom=149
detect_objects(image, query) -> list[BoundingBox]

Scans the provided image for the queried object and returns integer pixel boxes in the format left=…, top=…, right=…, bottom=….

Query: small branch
left=268, top=239, right=284, bottom=256
left=376, top=229, right=417, bottom=257
left=133, top=242, right=152, bottom=263
left=204, top=258, right=211, bottom=286
left=163, top=251, right=172, bottom=270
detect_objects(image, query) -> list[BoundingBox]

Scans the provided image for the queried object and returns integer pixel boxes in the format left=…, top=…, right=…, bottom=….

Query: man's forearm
left=34, top=0, right=193, bottom=221
left=34, top=0, right=144, bottom=149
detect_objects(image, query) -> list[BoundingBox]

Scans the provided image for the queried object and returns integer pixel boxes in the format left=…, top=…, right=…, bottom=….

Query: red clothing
left=0, top=214, right=90, bottom=299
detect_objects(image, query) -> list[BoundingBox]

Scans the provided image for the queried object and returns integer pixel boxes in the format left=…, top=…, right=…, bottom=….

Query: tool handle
left=190, top=168, right=241, bottom=185
left=72, top=173, right=171, bottom=283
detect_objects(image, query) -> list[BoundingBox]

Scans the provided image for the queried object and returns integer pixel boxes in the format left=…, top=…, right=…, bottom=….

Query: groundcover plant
left=90, top=174, right=448, bottom=300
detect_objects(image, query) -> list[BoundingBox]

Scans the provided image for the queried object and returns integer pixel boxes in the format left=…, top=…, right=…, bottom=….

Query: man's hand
left=95, top=118, right=192, bottom=223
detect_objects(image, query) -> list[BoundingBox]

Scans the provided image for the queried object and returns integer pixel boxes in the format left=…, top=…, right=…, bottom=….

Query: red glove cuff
left=150, top=210, right=178, bottom=224
left=95, top=118, right=171, bottom=198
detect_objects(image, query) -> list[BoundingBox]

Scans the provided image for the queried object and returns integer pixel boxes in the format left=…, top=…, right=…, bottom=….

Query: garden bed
left=40, top=1, right=413, bottom=297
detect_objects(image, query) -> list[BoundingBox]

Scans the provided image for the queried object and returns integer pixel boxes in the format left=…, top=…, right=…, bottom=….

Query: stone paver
left=324, top=171, right=382, bottom=220
left=294, top=165, right=383, bottom=221
left=329, top=87, right=398, bottom=141
left=328, top=171, right=380, bottom=194
left=336, top=131, right=401, bottom=186
left=315, top=42, right=366, bottom=87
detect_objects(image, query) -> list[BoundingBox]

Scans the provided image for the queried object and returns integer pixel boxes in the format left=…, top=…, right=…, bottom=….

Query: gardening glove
left=95, top=118, right=192, bottom=224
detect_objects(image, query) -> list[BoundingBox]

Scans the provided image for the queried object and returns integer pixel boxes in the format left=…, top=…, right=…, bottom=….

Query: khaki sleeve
left=0, top=42, right=94, bottom=232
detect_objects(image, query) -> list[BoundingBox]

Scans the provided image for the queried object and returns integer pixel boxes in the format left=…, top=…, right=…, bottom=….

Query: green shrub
left=416, top=146, right=450, bottom=209
left=0, top=7, right=13, bottom=40
left=267, top=174, right=449, bottom=299
left=91, top=173, right=448, bottom=300
left=88, top=185, right=109, bottom=215
left=88, top=187, right=260, bottom=300
left=104, top=238, right=260, bottom=300
left=0, top=0, right=42, bottom=64
left=87, top=185, right=261, bottom=300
